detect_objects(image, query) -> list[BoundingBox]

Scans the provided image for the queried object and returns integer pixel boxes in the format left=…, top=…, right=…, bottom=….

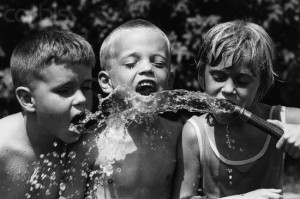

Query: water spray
left=69, top=87, right=284, bottom=140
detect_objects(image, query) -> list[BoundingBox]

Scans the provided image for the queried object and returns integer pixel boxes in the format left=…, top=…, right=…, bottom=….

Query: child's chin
left=214, top=111, right=238, bottom=124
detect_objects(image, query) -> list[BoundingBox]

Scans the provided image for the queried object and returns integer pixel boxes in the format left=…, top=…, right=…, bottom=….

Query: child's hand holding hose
left=268, top=120, right=300, bottom=159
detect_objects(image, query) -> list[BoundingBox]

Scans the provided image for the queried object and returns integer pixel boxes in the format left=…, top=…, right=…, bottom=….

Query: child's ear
left=98, top=71, right=113, bottom=94
left=15, top=87, right=36, bottom=112
left=168, top=71, right=175, bottom=89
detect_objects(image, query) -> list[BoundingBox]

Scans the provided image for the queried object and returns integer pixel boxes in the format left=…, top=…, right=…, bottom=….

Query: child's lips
left=70, top=112, right=85, bottom=125
left=136, top=80, right=157, bottom=95
left=212, top=99, right=240, bottom=124
left=68, top=110, right=98, bottom=135
left=68, top=112, right=86, bottom=135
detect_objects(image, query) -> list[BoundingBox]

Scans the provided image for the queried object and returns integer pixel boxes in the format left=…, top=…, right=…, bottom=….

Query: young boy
left=174, top=20, right=300, bottom=199
left=0, top=30, right=95, bottom=198
left=60, top=19, right=182, bottom=199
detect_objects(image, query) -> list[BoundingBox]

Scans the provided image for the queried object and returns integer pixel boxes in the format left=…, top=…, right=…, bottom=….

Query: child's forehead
left=110, top=28, right=170, bottom=57
left=39, top=62, right=91, bottom=77
left=210, top=53, right=255, bottom=74
left=114, top=27, right=167, bottom=45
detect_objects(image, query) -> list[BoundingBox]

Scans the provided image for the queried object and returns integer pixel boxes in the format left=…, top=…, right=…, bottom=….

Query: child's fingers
left=276, top=136, right=285, bottom=150
left=267, top=189, right=283, bottom=199
left=261, top=189, right=283, bottom=199
left=267, top=119, right=284, bottom=129
left=268, top=188, right=283, bottom=193
left=269, top=120, right=287, bottom=150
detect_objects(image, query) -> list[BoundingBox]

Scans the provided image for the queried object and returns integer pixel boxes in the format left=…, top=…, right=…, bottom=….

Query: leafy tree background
left=0, top=0, right=300, bottom=192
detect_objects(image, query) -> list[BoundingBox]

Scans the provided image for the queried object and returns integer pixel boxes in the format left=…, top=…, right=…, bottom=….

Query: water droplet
left=59, top=182, right=66, bottom=191
left=35, top=183, right=41, bottom=189
left=53, top=142, right=58, bottom=147
left=68, top=151, right=76, bottom=159
left=61, top=152, right=66, bottom=158
left=226, top=168, right=233, bottom=173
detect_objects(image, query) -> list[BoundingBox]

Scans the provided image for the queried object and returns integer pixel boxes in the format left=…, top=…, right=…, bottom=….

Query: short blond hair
left=197, top=20, right=276, bottom=102
left=99, top=19, right=171, bottom=71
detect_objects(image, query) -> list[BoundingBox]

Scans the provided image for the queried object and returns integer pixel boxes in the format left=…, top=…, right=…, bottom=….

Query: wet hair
left=10, top=30, right=95, bottom=89
left=197, top=20, right=276, bottom=102
left=99, top=19, right=171, bottom=71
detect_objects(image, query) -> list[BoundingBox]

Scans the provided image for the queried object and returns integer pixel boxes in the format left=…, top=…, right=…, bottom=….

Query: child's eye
left=236, top=76, right=253, bottom=86
left=124, top=62, right=136, bottom=68
left=153, top=61, right=166, bottom=68
left=55, top=87, right=74, bottom=96
left=211, top=72, right=227, bottom=82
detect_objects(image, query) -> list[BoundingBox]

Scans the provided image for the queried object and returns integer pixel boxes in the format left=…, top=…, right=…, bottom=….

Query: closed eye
left=210, top=71, right=228, bottom=82
left=124, top=62, right=137, bottom=68
left=152, top=61, right=166, bottom=68
left=236, top=75, right=253, bottom=86
left=54, top=85, right=75, bottom=96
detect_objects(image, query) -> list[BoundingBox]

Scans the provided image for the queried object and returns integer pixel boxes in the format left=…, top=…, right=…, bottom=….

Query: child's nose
left=138, top=60, right=154, bottom=74
left=73, top=90, right=87, bottom=106
left=222, top=79, right=236, bottom=94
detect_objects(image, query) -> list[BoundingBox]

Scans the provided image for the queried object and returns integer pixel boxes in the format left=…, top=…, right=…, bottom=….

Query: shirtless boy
left=60, top=19, right=182, bottom=199
left=0, top=30, right=95, bottom=198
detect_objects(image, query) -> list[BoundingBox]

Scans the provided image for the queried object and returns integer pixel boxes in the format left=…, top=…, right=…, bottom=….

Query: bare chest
left=0, top=149, right=64, bottom=199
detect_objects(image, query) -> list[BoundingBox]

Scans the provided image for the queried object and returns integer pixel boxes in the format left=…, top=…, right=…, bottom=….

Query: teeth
left=139, top=82, right=154, bottom=87
left=136, top=81, right=156, bottom=95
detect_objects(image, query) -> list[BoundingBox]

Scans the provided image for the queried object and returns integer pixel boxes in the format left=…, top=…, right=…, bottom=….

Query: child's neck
left=213, top=102, right=270, bottom=160
left=24, top=113, right=65, bottom=155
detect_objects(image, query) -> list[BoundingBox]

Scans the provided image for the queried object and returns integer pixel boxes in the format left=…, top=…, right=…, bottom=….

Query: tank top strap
left=269, top=105, right=286, bottom=122
left=187, top=116, right=205, bottom=176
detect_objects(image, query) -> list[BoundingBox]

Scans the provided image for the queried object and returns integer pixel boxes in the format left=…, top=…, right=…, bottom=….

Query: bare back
left=87, top=116, right=182, bottom=199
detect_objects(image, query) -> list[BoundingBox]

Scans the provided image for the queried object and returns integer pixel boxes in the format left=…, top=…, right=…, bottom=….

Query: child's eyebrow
left=121, top=52, right=140, bottom=58
left=51, top=81, right=74, bottom=90
left=151, top=53, right=167, bottom=59
left=53, top=77, right=92, bottom=88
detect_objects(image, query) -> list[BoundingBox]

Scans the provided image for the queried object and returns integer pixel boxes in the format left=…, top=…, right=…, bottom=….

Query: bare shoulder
left=0, top=112, right=23, bottom=128
left=285, top=106, right=300, bottom=123
left=0, top=112, right=25, bottom=145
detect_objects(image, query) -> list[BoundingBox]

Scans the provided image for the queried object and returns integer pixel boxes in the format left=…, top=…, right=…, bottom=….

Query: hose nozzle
left=229, top=104, right=284, bottom=139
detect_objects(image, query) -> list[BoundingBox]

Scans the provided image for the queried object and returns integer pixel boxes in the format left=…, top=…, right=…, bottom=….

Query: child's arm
left=173, top=122, right=202, bottom=199
left=59, top=134, right=97, bottom=199
left=173, top=121, right=283, bottom=199
left=269, top=106, right=300, bottom=159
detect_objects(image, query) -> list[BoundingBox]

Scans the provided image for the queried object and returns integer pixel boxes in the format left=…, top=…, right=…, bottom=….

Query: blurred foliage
left=1, top=0, right=300, bottom=116
left=0, top=0, right=300, bottom=188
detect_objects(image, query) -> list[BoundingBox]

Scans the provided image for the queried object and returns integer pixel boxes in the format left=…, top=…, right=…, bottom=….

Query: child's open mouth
left=135, top=80, right=157, bottom=96
left=68, top=110, right=98, bottom=134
